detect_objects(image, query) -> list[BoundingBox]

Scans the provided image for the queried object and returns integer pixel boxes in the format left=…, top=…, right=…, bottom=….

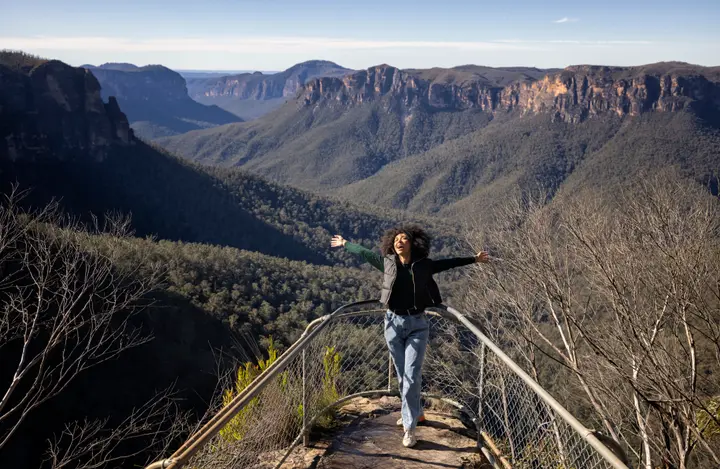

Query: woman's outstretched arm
left=331, top=235, right=385, bottom=272
left=432, top=251, right=489, bottom=274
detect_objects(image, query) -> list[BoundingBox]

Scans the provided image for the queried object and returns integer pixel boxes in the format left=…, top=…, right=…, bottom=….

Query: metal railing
left=146, top=301, right=630, bottom=469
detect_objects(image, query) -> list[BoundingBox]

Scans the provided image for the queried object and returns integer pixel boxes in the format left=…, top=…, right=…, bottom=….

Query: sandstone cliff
left=0, top=56, right=132, bottom=161
left=187, top=60, right=352, bottom=101
left=85, top=63, right=241, bottom=139
left=87, top=64, right=190, bottom=103
left=301, top=62, right=720, bottom=123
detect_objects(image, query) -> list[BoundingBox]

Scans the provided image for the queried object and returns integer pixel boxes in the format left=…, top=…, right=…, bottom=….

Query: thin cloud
left=0, top=36, right=544, bottom=53
left=494, top=39, right=653, bottom=45
left=547, top=40, right=652, bottom=45
left=554, top=17, right=579, bottom=23
left=0, top=36, right=654, bottom=56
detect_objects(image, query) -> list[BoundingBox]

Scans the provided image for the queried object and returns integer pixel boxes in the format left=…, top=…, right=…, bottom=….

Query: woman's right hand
left=330, top=234, right=347, bottom=248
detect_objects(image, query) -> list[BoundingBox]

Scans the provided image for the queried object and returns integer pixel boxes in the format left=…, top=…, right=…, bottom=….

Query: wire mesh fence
left=155, top=301, right=628, bottom=469
left=423, top=312, right=622, bottom=469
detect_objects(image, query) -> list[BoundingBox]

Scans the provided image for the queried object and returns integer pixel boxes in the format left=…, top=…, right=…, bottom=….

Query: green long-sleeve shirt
left=344, top=242, right=475, bottom=274
left=344, top=242, right=384, bottom=271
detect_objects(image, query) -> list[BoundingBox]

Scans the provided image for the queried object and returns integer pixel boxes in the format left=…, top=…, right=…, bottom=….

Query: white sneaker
left=403, top=429, right=417, bottom=448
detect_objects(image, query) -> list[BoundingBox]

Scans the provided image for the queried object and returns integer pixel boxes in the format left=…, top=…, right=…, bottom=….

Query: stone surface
left=277, top=397, right=489, bottom=469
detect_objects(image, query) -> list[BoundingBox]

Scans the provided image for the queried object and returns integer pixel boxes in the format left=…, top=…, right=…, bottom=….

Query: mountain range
left=83, top=62, right=242, bottom=139
left=159, top=62, right=720, bottom=215
left=1, top=52, right=464, bottom=264
left=186, top=60, right=352, bottom=120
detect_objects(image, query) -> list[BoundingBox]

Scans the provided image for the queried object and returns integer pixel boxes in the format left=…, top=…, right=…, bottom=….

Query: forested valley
left=1, top=49, right=719, bottom=469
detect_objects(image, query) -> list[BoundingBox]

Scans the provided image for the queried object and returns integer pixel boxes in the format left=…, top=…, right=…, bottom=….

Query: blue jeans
left=384, top=310, right=429, bottom=430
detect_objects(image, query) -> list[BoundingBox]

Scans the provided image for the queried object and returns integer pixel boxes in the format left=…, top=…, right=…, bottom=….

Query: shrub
left=219, top=338, right=280, bottom=442
left=217, top=340, right=343, bottom=443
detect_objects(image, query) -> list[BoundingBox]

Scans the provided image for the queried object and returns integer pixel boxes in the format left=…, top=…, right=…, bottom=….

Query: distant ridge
left=85, top=62, right=142, bottom=71
left=186, top=60, right=353, bottom=120
left=299, top=62, right=720, bottom=120
left=177, top=69, right=280, bottom=79
left=85, top=62, right=242, bottom=139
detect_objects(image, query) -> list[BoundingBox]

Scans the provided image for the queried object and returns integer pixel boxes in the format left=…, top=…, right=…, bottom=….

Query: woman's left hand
left=475, top=251, right=489, bottom=263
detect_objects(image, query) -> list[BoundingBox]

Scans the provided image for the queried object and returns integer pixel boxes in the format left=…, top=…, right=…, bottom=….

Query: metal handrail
left=145, top=300, right=630, bottom=469
left=440, top=304, right=629, bottom=469
left=149, top=300, right=379, bottom=469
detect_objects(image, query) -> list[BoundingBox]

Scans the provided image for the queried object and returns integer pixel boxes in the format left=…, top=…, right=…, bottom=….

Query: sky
left=1, top=0, right=719, bottom=71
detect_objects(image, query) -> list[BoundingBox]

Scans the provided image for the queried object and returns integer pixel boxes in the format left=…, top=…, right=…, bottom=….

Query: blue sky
left=2, top=0, right=718, bottom=71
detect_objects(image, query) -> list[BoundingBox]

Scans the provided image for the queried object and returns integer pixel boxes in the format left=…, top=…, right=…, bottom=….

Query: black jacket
left=345, top=242, right=475, bottom=310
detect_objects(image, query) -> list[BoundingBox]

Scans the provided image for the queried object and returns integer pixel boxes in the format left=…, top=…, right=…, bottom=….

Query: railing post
left=302, top=349, right=308, bottom=447
left=478, top=343, right=486, bottom=424
left=475, top=342, right=487, bottom=452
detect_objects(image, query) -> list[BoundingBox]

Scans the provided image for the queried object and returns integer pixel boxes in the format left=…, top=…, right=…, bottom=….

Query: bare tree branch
left=465, top=171, right=720, bottom=469
left=0, top=194, right=162, bottom=457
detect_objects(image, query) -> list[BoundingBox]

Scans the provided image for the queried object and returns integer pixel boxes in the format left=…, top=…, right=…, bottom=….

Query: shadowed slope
left=86, top=63, right=242, bottom=139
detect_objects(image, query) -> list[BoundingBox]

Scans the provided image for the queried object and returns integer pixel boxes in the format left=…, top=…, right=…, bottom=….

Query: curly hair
left=380, top=225, right=431, bottom=259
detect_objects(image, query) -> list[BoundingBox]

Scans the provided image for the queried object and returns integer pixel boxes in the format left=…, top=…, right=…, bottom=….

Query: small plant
left=313, top=346, right=342, bottom=428
left=323, top=346, right=341, bottom=399
left=214, top=341, right=343, bottom=449
left=219, top=338, right=280, bottom=442
left=698, top=396, right=720, bottom=440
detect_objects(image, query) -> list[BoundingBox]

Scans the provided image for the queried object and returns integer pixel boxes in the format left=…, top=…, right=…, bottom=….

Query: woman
left=331, top=225, right=488, bottom=448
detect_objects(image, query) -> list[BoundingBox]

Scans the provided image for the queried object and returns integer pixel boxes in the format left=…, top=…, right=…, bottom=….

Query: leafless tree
left=0, top=188, right=165, bottom=464
left=46, top=386, right=192, bottom=469
left=465, top=191, right=623, bottom=437
left=465, top=172, right=720, bottom=469
left=561, top=176, right=720, bottom=469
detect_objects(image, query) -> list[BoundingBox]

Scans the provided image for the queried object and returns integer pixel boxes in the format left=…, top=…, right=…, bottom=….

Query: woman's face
left=394, top=233, right=411, bottom=257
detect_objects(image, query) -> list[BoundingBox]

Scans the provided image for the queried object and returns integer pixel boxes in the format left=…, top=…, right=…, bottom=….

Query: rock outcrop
left=187, top=60, right=352, bottom=101
left=0, top=58, right=132, bottom=161
left=85, top=63, right=242, bottom=139
left=301, top=63, right=720, bottom=123
left=87, top=64, right=190, bottom=103
left=269, top=396, right=488, bottom=469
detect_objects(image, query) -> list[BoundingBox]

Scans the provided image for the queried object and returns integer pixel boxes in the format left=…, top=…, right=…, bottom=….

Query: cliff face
left=503, top=65, right=720, bottom=122
left=88, top=64, right=190, bottom=102
left=196, top=71, right=286, bottom=100
left=187, top=60, right=352, bottom=101
left=301, top=63, right=720, bottom=123
left=85, top=63, right=241, bottom=139
left=0, top=59, right=132, bottom=162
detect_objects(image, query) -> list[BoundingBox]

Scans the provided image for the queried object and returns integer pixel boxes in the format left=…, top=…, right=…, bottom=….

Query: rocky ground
left=274, top=396, right=490, bottom=468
